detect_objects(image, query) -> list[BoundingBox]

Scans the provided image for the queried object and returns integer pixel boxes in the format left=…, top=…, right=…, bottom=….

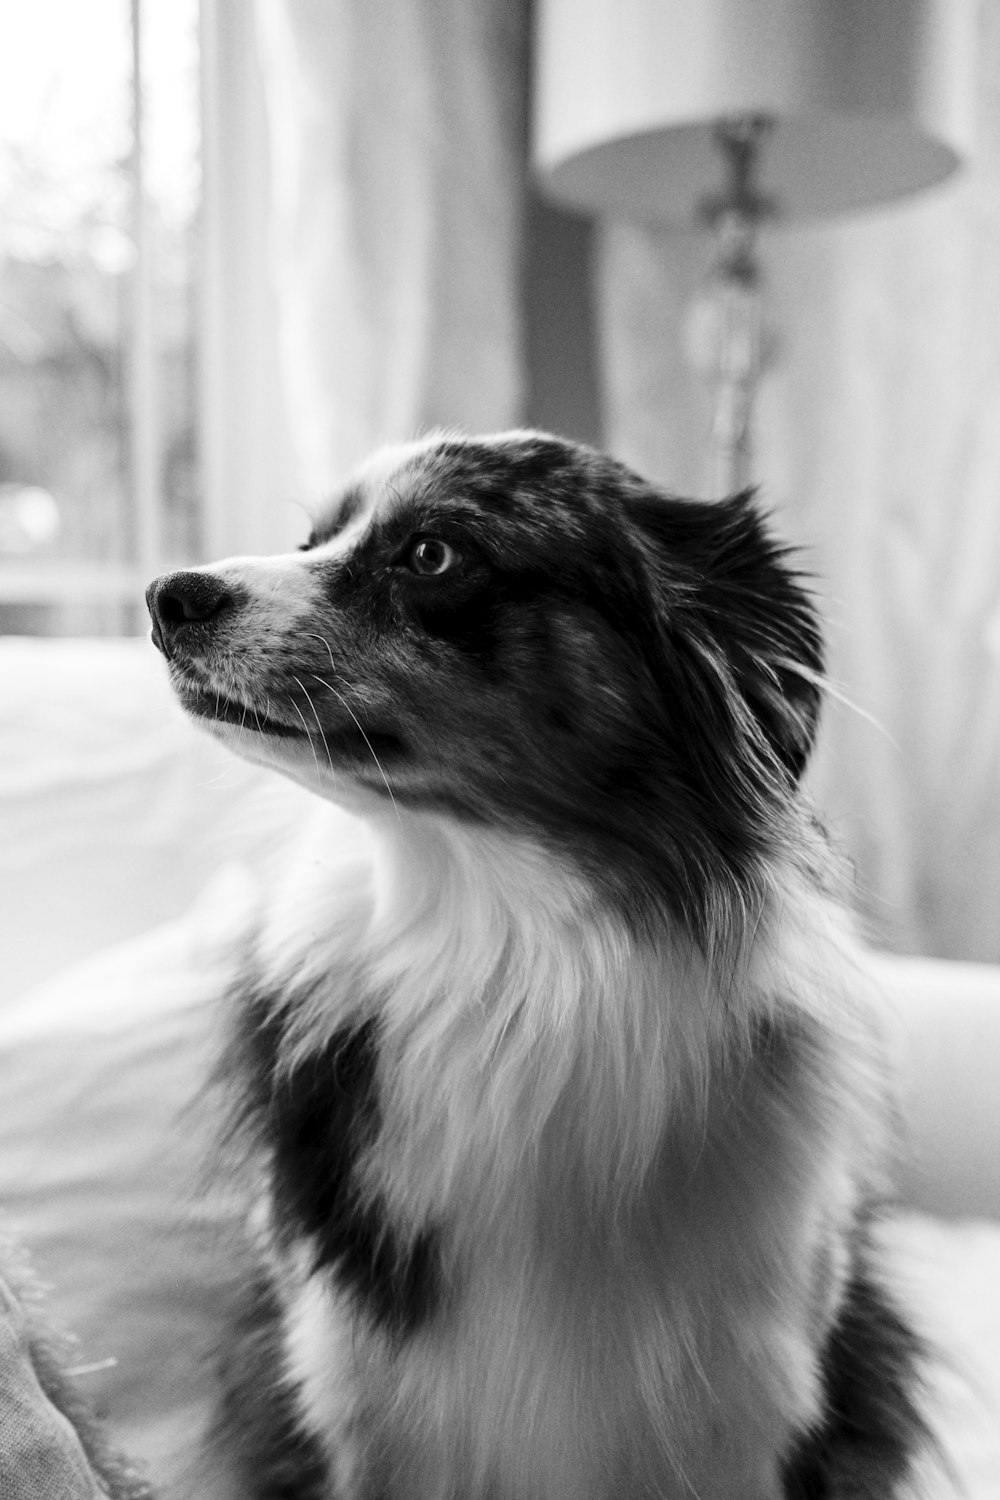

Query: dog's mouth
left=175, top=678, right=305, bottom=739
left=174, top=672, right=408, bottom=765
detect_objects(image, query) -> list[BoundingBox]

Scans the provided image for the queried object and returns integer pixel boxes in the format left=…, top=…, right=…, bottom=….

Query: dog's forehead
left=311, top=438, right=453, bottom=539
left=311, top=431, right=617, bottom=561
left=350, top=437, right=444, bottom=512
left=323, top=434, right=545, bottom=532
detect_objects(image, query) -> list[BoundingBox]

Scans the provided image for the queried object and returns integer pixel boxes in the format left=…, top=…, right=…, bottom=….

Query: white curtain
left=252, top=0, right=1000, bottom=961
left=769, top=183, right=1000, bottom=963
left=253, top=0, right=528, bottom=497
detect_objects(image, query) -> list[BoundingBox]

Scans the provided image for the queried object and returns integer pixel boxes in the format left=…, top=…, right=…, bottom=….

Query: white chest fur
left=264, top=808, right=882, bottom=1500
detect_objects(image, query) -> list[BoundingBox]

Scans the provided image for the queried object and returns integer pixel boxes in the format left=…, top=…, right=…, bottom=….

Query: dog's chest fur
left=245, top=810, right=879, bottom=1500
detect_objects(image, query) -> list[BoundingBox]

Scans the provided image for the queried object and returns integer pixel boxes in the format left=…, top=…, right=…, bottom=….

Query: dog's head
left=147, top=432, right=822, bottom=929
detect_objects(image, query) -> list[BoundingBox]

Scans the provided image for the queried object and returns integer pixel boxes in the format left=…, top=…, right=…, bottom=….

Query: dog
left=147, top=431, right=928, bottom=1499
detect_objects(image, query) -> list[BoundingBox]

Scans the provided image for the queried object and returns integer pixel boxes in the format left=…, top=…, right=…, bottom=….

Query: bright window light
left=0, top=0, right=200, bottom=635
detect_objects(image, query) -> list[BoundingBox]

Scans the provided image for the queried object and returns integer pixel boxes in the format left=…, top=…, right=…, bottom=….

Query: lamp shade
left=534, top=0, right=975, bottom=223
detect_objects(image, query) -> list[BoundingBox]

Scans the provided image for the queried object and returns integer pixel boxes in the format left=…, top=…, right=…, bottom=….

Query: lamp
left=533, top=0, right=975, bottom=496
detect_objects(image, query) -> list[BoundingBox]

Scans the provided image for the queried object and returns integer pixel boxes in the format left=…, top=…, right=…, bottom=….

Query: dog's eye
left=406, top=537, right=460, bottom=576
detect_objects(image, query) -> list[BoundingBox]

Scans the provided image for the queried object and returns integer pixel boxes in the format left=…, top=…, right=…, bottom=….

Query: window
left=0, top=0, right=200, bottom=635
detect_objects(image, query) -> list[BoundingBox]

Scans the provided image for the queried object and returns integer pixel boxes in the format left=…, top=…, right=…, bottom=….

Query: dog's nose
left=146, top=570, right=232, bottom=656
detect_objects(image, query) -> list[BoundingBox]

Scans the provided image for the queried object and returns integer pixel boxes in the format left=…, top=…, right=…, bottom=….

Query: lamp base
left=683, top=117, right=776, bottom=499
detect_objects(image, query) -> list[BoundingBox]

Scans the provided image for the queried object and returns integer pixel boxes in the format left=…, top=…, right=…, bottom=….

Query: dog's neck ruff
left=262, top=805, right=792, bottom=1227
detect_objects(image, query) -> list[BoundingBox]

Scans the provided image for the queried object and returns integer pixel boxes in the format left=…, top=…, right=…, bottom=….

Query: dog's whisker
left=292, top=674, right=336, bottom=774
left=304, top=630, right=337, bottom=675
left=289, top=697, right=323, bottom=777
left=310, top=670, right=403, bottom=829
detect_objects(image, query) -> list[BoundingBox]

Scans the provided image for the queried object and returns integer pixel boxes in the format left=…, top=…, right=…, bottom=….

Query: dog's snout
left=146, top=570, right=233, bottom=656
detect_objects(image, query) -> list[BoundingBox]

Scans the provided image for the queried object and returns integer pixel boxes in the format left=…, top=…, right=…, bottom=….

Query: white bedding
left=0, top=636, right=313, bottom=1009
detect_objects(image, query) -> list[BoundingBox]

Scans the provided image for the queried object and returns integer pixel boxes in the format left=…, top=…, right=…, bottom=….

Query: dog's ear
left=626, top=489, right=824, bottom=783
